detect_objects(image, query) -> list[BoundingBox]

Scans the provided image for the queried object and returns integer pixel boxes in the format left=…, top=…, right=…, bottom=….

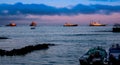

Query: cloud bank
left=0, top=2, right=120, bottom=16
left=0, top=3, right=120, bottom=25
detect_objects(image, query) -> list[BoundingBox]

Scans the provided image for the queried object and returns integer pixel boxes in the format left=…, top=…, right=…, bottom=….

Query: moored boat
left=112, top=24, right=120, bottom=32
left=63, top=23, right=78, bottom=27
left=30, top=21, right=37, bottom=26
left=79, top=46, right=107, bottom=65
left=6, top=22, right=16, bottom=26
left=89, top=22, right=106, bottom=26
left=108, top=44, right=120, bottom=65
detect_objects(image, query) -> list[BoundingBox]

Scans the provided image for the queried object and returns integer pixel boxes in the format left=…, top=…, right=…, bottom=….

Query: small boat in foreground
left=112, top=24, right=120, bottom=32
left=79, top=46, right=107, bottom=65
left=108, top=44, right=120, bottom=65
left=89, top=22, right=106, bottom=26
left=63, top=23, right=78, bottom=27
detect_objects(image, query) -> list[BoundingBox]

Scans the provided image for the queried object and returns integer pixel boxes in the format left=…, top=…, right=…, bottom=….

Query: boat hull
left=108, top=45, right=120, bottom=65
left=79, top=59, right=107, bottom=65
left=63, top=24, right=78, bottom=27
left=79, top=59, right=89, bottom=65
left=89, top=25, right=106, bottom=26
left=112, top=28, right=120, bottom=32
left=79, top=47, right=107, bottom=65
left=112, top=24, right=120, bottom=32
left=6, top=23, right=16, bottom=27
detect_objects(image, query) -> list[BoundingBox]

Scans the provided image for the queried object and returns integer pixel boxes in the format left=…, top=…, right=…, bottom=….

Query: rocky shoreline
left=0, top=43, right=55, bottom=56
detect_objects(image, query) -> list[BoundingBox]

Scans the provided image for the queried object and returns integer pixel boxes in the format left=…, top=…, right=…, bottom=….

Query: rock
left=0, top=43, right=55, bottom=56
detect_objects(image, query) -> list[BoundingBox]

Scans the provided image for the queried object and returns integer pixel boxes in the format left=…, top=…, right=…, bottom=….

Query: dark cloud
left=0, top=15, right=37, bottom=25
left=89, top=0, right=120, bottom=2
left=1, top=3, right=120, bottom=25
left=0, top=2, right=120, bottom=16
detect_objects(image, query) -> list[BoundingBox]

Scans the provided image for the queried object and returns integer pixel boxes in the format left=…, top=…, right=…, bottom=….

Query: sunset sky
left=0, top=0, right=120, bottom=25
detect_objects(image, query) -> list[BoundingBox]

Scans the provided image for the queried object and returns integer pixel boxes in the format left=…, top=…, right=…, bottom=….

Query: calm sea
left=0, top=26, right=120, bottom=65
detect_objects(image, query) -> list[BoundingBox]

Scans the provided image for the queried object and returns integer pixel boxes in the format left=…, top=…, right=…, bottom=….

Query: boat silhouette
left=112, top=24, right=120, bottom=32
left=6, top=22, right=16, bottom=26
left=89, top=21, right=106, bottom=26
left=79, top=46, right=107, bottom=65
left=108, top=44, right=120, bottom=65
left=30, top=21, right=37, bottom=26
left=63, top=23, right=78, bottom=26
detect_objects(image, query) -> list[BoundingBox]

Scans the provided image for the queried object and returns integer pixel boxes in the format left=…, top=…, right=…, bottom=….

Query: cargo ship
left=89, top=22, right=106, bottom=26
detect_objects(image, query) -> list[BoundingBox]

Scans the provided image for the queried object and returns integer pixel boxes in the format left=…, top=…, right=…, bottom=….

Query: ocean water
left=0, top=26, right=120, bottom=65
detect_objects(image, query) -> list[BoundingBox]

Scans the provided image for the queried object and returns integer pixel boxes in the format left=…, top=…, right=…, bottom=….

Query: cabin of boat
left=108, top=44, right=120, bottom=65
left=112, top=24, right=120, bottom=32
left=6, top=22, right=16, bottom=26
left=30, top=21, right=37, bottom=26
left=79, top=46, right=107, bottom=65
left=89, top=22, right=106, bottom=26
left=63, top=23, right=78, bottom=26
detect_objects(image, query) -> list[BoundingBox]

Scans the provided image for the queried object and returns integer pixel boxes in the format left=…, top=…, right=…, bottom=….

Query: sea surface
left=0, top=26, right=120, bottom=65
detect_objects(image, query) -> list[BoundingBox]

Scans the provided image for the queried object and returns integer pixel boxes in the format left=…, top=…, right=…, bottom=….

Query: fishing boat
left=79, top=46, right=107, bottom=65
left=112, top=24, right=120, bottom=32
left=63, top=23, right=78, bottom=27
left=30, top=21, right=37, bottom=26
left=89, top=22, right=106, bottom=26
left=108, top=44, right=120, bottom=65
left=6, top=22, right=16, bottom=26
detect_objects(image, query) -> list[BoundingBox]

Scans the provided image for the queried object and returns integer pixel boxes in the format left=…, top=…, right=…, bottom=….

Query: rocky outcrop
left=0, top=44, right=55, bottom=56
left=0, top=37, right=9, bottom=39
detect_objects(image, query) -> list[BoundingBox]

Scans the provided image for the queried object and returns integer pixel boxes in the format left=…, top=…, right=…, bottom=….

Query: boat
left=31, top=27, right=36, bottom=29
left=63, top=23, right=78, bottom=27
left=108, top=44, right=120, bottom=65
left=30, top=21, right=37, bottom=26
left=6, top=22, right=16, bottom=26
left=112, top=24, right=120, bottom=32
left=89, top=22, right=106, bottom=26
left=79, top=46, right=107, bottom=65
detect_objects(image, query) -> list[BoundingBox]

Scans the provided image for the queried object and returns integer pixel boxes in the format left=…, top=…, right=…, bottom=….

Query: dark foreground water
left=0, top=26, right=120, bottom=65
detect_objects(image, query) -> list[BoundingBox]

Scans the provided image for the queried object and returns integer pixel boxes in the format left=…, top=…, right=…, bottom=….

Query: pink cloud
left=13, top=13, right=120, bottom=25
left=33, top=13, right=120, bottom=25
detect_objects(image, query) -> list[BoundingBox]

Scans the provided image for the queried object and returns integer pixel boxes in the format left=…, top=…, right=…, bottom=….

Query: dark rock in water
left=0, top=37, right=9, bottom=39
left=43, top=43, right=56, bottom=46
left=0, top=43, right=55, bottom=56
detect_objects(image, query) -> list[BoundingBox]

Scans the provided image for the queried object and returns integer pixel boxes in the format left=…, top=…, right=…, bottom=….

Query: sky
left=0, top=0, right=120, bottom=25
